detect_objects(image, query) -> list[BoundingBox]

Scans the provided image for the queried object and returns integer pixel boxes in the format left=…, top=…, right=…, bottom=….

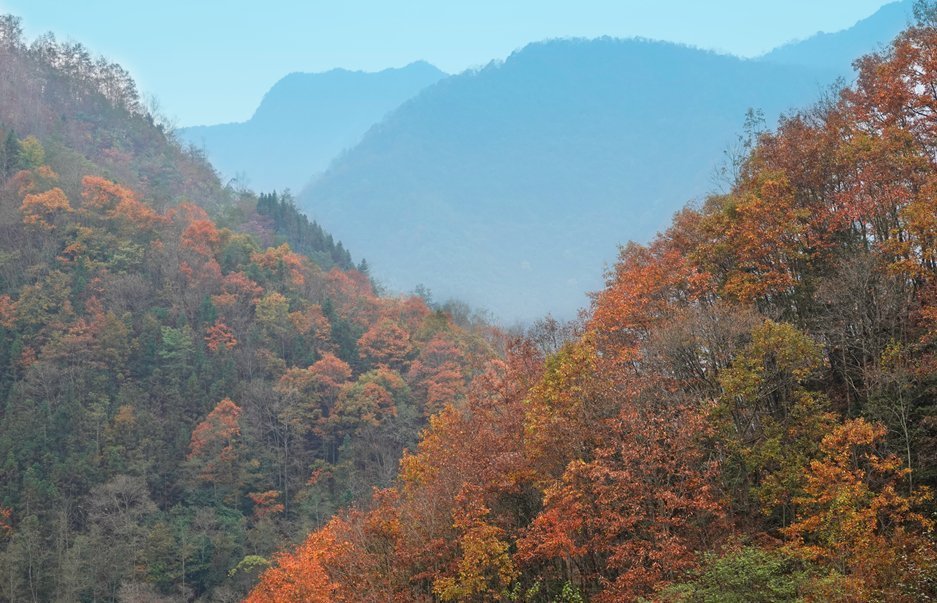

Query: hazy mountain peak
left=251, top=61, right=446, bottom=122
left=177, top=61, right=446, bottom=192
left=760, top=0, right=913, bottom=71
left=299, top=35, right=838, bottom=322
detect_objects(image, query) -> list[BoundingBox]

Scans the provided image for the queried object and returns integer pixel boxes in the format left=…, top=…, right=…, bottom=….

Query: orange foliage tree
left=80, top=175, right=160, bottom=230
left=784, top=418, right=935, bottom=600
left=358, top=318, right=413, bottom=370
left=518, top=398, right=725, bottom=602
left=407, top=334, right=467, bottom=416
left=181, top=219, right=221, bottom=257
left=20, top=187, right=70, bottom=229
left=204, top=319, right=237, bottom=352
left=245, top=523, right=348, bottom=603
left=187, top=398, right=242, bottom=489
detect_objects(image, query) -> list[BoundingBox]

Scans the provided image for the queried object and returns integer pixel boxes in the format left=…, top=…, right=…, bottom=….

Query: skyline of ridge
left=0, top=0, right=900, bottom=126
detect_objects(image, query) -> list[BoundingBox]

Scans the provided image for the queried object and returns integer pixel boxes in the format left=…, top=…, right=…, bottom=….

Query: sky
left=0, top=0, right=897, bottom=127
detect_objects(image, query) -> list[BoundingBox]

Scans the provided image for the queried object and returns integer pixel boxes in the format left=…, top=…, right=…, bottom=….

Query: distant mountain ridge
left=759, top=0, right=911, bottom=71
left=296, top=38, right=834, bottom=321
left=181, top=1, right=916, bottom=322
left=293, top=1, right=916, bottom=321
left=178, top=61, right=446, bottom=192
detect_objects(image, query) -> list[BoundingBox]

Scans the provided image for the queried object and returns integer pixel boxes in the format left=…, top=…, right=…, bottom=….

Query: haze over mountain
left=177, top=62, right=446, bottom=192
left=293, top=0, right=913, bottom=322
left=174, top=1, right=913, bottom=322
left=759, top=0, right=911, bottom=70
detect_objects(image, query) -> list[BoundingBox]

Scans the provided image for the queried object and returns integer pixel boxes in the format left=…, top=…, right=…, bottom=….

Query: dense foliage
left=0, top=15, right=225, bottom=212
left=0, top=16, right=497, bottom=602
left=250, top=15, right=937, bottom=602
left=6, top=6, right=937, bottom=603
left=255, top=192, right=353, bottom=271
left=0, top=146, right=495, bottom=601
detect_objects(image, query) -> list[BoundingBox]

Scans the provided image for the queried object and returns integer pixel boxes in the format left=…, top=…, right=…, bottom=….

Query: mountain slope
left=299, top=38, right=836, bottom=321
left=178, top=62, right=446, bottom=192
left=759, top=0, right=912, bottom=72
left=0, top=17, right=226, bottom=212
left=0, top=17, right=495, bottom=602
left=251, top=18, right=937, bottom=601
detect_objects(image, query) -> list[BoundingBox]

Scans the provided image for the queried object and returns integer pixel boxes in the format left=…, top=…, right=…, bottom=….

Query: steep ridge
left=0, top=16, right=226, bottom=212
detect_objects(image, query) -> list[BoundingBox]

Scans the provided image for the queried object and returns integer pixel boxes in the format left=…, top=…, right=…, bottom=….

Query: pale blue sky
left=0, top=1, right=896, bottom=126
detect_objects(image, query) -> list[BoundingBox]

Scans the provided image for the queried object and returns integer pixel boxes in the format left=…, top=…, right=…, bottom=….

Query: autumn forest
left=2, top=3, right=937, bottom=603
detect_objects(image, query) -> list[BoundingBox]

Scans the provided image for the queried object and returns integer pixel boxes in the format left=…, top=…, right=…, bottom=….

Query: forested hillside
left=5, top=5, right=937, bottom=603
left=0, top=16, right=225, bottom=212
left=250, top=14, right=937, bottom=602
left=0, top=17, right=495, bottom=601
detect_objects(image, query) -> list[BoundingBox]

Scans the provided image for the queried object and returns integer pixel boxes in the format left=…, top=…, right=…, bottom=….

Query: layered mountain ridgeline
left=251, top=16, right=937, bottom=603
left=0, top=18, right=497, bottom=602
left=177, top=62, right=447, bottom=193
left=297, top=1, right=915, bottom=322
left=298, top=38, right=838, bottom=321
